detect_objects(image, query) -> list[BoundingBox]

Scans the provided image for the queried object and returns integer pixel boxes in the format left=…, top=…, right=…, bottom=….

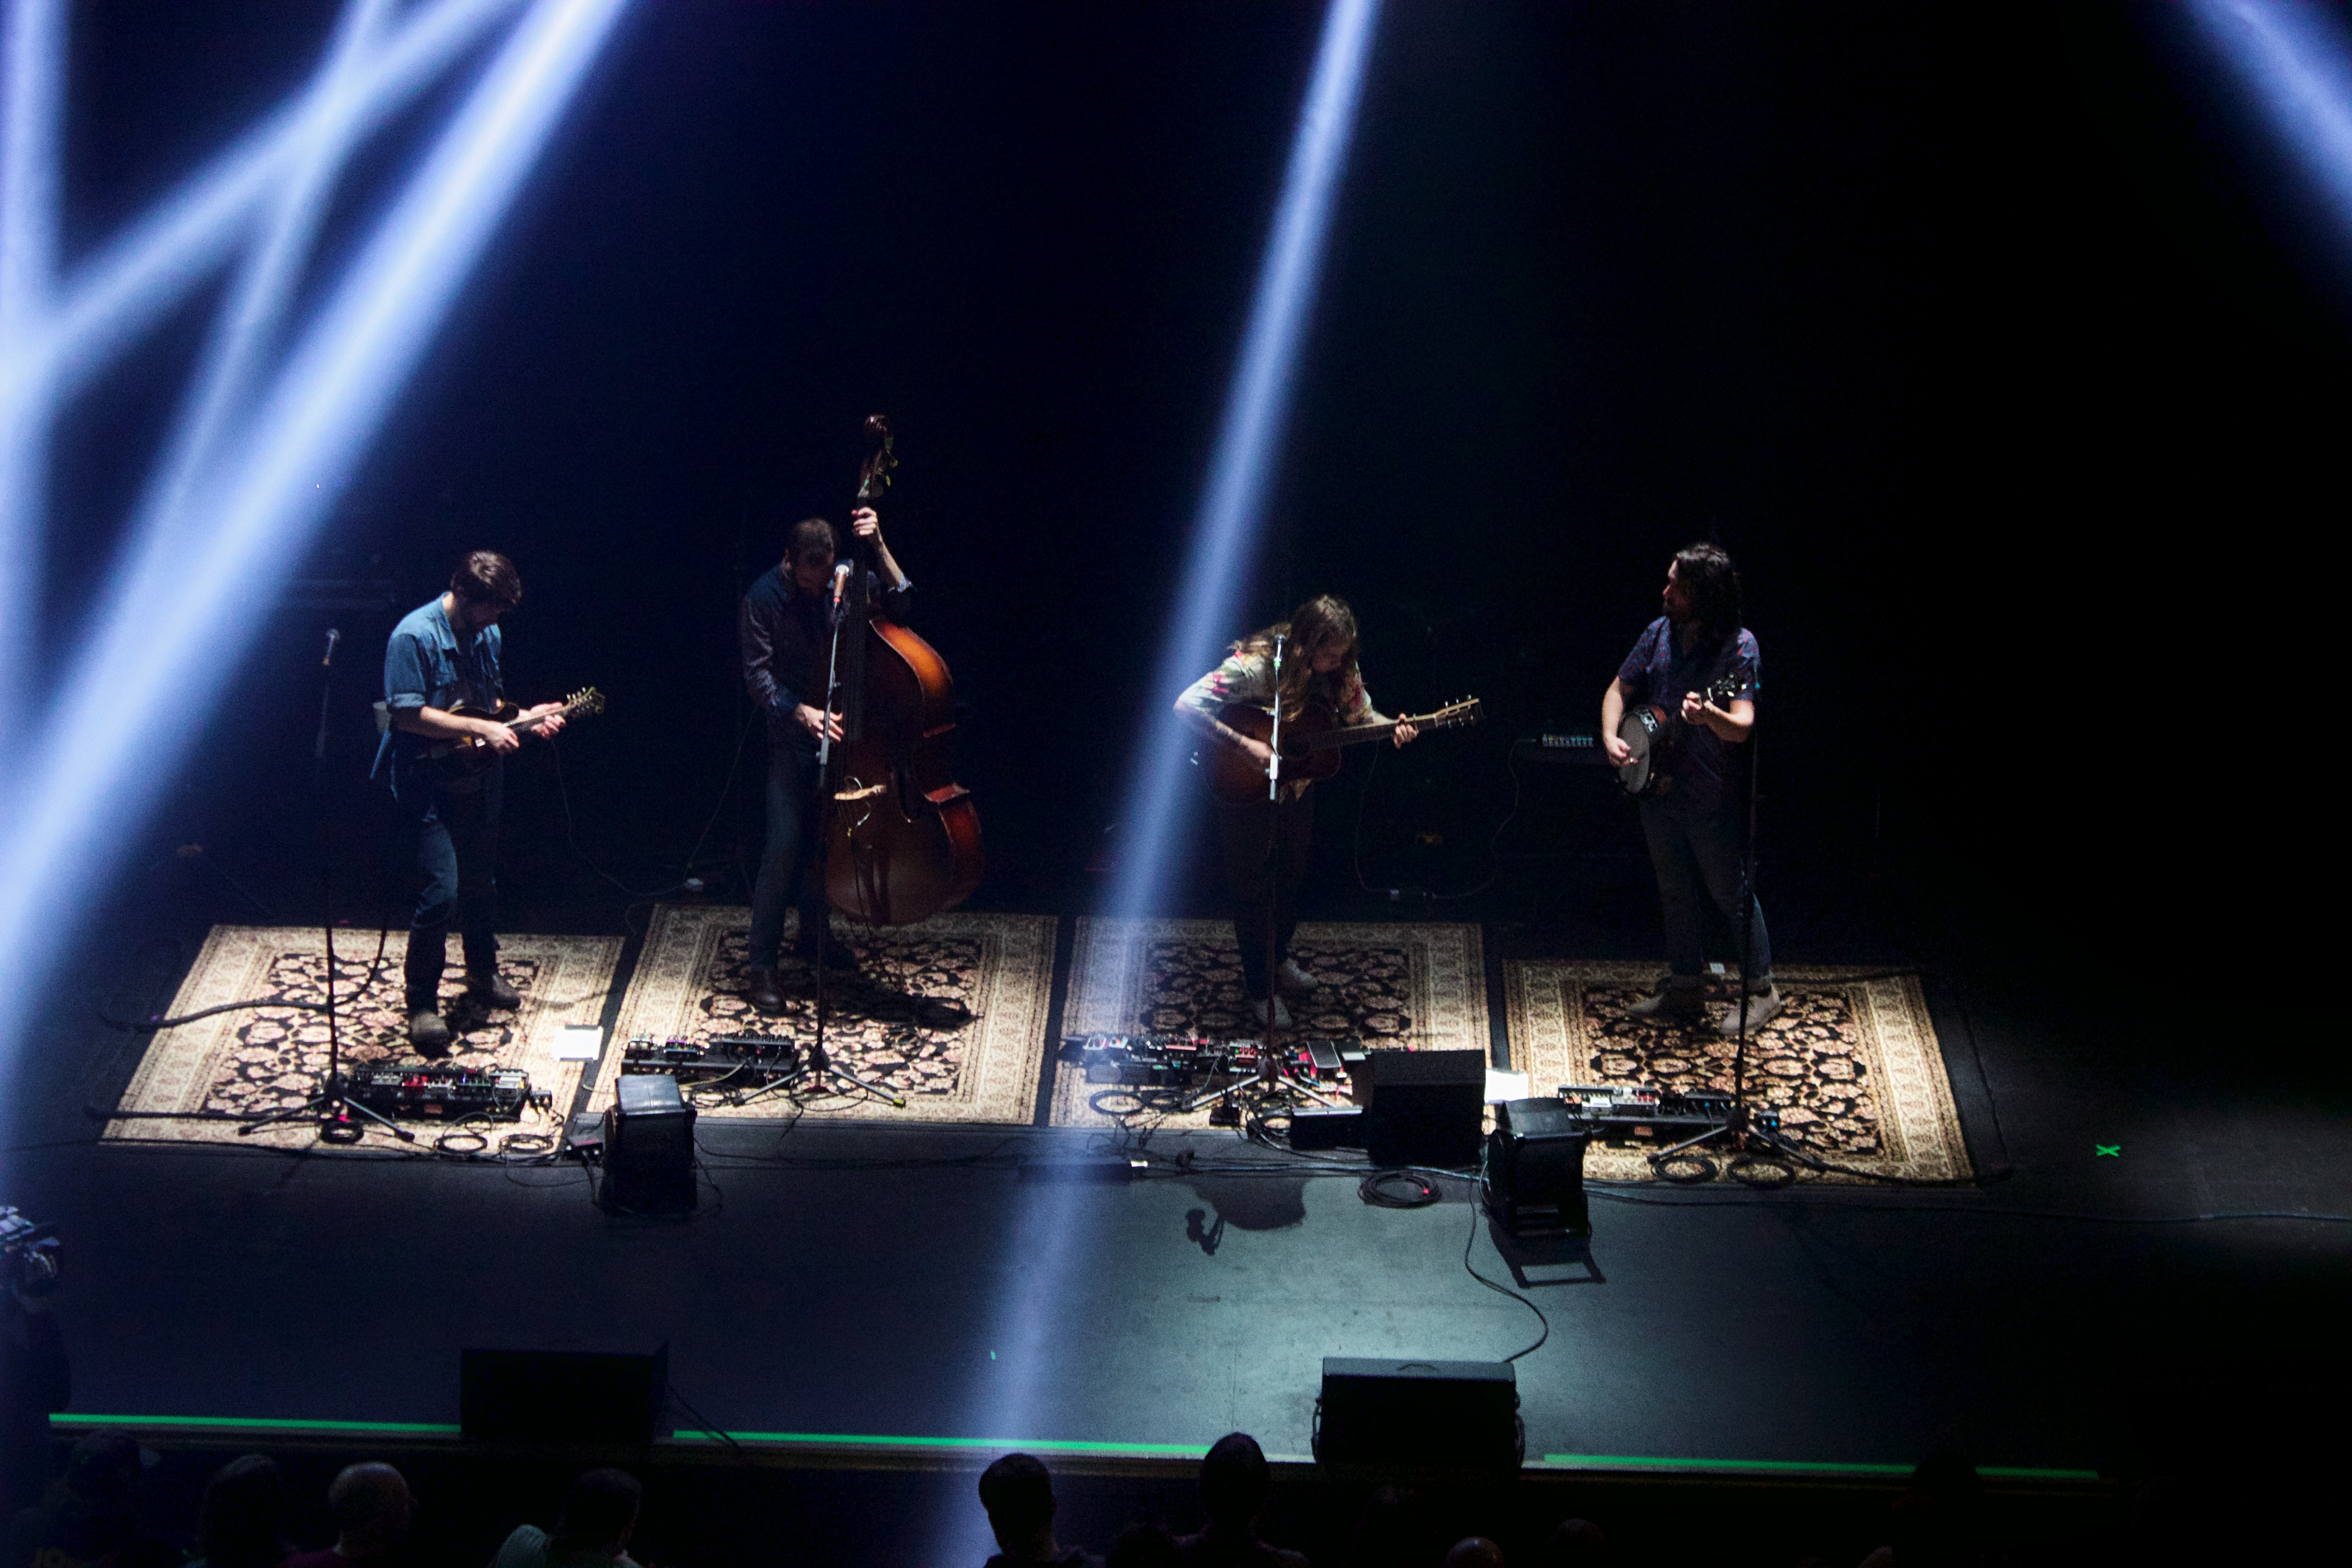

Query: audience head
left=1198, top=1432, right=1271, bottom=1533
left=550, top=1468, right=642, bottom=1557
left=1445, top=1538, right=1506, bottom=1568
left=978, top=1453, right=1058, bottom=1557
left=1544, top=1517, right=1609, bottom=1565
left=327, top=1462, right=412, bottom=1559
left=1107, top=1519, right=1181, bottom=1568
left=196, top=1453, right=286, bottom=1568
left=1887, top=1450, right=1985, bottom=1567
left=54, top=1430, right=144, bottom=1523
left=1349, top=1485, right=1434, bottom=1568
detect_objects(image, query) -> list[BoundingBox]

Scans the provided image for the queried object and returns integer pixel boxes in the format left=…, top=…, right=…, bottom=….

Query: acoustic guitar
left=1200, top=696, right=1482, bottom=803
left=423, top=686, right=605, bottom=779
left=1614, top=673, right=1744, bottom=798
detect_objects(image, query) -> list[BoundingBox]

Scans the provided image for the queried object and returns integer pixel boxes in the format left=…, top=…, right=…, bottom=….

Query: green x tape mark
left=2095, top=1145, right=2120, bottom=1157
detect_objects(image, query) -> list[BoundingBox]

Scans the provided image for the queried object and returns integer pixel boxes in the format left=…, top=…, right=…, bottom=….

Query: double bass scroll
left=822, top=416, right=985, bottom=926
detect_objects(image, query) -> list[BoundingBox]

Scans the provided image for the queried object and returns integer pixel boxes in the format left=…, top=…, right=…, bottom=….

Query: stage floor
left=11, top=924, right=2348, bottom=1502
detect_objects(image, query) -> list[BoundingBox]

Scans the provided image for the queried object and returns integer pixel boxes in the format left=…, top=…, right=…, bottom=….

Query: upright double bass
left=823, top=416, right=984, bottom=924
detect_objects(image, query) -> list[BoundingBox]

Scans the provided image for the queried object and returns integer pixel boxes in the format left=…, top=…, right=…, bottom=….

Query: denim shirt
left=374, top=596, right=503, bottom=782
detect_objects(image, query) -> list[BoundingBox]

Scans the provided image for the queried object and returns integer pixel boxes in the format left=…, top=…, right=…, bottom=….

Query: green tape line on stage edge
left=1541, top=1454, right=2100, bottom=1481
left=54, top=1415, right=461, bottom=1436
left=668, top=1432, right=1210, bottom=1457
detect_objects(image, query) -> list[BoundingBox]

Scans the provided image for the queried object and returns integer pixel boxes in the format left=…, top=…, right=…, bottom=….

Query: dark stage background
left=34, top=0, right=2339, bottom=999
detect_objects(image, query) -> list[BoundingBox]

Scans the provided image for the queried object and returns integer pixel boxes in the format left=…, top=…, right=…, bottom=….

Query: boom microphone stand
left=1646, top=721, right=1813, bottom=1178
left=243, top=629, right=409, bottom=1145
left=779, top=564, right=906, bottom=1110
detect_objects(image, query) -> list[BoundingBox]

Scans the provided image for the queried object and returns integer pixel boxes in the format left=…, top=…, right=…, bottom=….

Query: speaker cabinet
left=1314, top=1357, right=1521, bottom=1473
left=1364, top=1049, right=1486, bottom=1167
left=602, top=1073, right=696, bottom=1215
left=1485, top=1097, right=1592, bottom=1238
left=460, top=1346, right=670, bottom=1443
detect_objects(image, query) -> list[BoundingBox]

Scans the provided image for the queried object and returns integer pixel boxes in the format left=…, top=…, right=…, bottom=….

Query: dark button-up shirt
left=1616, top=616, right=1760, bottom=815
left=375, top=596, right=502, bottom=779
left=739, top=566, right=912, bottom=748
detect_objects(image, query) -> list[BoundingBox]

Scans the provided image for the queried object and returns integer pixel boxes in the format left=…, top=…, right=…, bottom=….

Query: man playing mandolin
left=1601, top=543, right=1777, bottom=1031
left=377, top=551, right=568, bottom=1057
left=739, top=505, right=912, bottom=1014
left=1176, top=595, right=1417, bottom=1029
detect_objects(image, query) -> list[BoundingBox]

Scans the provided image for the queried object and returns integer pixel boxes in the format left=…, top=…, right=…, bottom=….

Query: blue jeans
left=748, top=742, right=830, bottom=967
left=1640, top=797, right=1771, bottom=984
left=395, top=761, right=503, bottom=1008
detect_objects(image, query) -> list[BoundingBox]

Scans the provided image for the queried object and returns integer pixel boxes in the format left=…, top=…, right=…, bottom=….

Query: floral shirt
left=1177, top=647, right=1379, bottom=798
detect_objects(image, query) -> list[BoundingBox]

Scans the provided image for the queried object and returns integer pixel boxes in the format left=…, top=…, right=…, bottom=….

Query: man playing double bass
left=738, top=505, right=912, bottom=1014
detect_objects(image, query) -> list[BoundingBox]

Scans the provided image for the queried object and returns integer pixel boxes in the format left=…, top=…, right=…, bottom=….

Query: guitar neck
left=1299, top=716, right=1407, bottom=754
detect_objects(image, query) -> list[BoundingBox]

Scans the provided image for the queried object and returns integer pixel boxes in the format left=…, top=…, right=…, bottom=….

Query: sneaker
left=1274, top=959, right=1318, bottom=1000
left=1626, top=979, right=1705, bottom=1023
left=1249, top=995, right=1293, bottom=1030
left=407, top=1008, right=452, bottom=1059
left=1717, top=984, right=1784, bottom=1037
left=745, top=966, right=788, bottom=1017
left=466, top=970, right=521, bottom=1010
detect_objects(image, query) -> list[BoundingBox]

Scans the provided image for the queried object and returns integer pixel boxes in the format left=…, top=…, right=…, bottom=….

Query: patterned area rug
left=591, top=905, right=1056, bottom=1126
left=1503, top=960, right=1969, bottom=1183
left=105, top=926, right=624, bottom=1149
left=1050, top=918, right=1489, bottom=1130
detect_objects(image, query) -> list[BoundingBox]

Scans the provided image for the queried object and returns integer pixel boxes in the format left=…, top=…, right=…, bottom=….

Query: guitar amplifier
left=1510, top=731, right=1608, bottom=765
left=601, top=1073, right=696, bottom=1215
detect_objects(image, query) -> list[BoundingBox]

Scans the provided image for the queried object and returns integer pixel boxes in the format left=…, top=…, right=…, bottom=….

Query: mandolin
left=1200, top=696, right=1482, bottom=803
left=423, top=686, right=604, bottom=779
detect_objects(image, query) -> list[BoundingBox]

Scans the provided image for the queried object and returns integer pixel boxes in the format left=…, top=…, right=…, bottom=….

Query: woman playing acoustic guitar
left=1174, top=595, right=1417, bottom=1028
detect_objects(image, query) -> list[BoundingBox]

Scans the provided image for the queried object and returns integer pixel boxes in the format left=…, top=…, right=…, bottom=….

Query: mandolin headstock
left=565, top=686, right=606, bottom=717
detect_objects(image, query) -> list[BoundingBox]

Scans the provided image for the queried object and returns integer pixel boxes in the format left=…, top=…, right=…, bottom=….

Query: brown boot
left=745, top=966, right=788, bottom=1016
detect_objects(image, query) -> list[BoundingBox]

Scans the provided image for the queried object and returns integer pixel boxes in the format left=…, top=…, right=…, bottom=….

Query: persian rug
left=105, top=926, right=624, bottom=1150
left=1050, top=917, right=1489, bottom=1130
left=1502, top=960, right=1970, bottom=1183
left=591, top=905, right=1056, bottom=1126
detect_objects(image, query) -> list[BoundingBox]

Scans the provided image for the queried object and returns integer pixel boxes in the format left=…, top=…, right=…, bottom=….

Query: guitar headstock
left=1419, top=696, right=1483, bottom=730
left=565, top=686, right=606, bottom=717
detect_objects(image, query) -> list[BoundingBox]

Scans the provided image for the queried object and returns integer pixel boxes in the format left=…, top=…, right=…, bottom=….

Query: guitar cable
left=546, top=704, right=758, bottom=902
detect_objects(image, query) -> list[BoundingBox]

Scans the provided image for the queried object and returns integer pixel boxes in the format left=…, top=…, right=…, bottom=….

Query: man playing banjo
left=1601, top=543, right=1778, bottom=1030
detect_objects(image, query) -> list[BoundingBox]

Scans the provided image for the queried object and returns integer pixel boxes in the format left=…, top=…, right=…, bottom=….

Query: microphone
left=322, top=627, right=342, bottom=667
left=830, top=561, right=853, bottom=609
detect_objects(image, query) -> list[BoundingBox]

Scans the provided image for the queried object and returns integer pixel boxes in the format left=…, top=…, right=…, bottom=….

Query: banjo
left=1615, top=672, right=1746, bottom=798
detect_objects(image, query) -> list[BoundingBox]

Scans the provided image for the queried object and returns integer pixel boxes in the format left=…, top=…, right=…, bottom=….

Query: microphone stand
left=243, top=629, right=410, bottom=1145
left=1198, top=633, right=1340, bottom=1116
left=1647, top=721, right=1813, bottom=1178
left=780, top=568, right=906, bottom=1109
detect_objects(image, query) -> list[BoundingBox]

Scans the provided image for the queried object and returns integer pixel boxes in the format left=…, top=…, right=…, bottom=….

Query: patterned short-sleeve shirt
left=1616, top=616, right=1760, bottom=815
left=1178, top=647, right=1377, bottom=797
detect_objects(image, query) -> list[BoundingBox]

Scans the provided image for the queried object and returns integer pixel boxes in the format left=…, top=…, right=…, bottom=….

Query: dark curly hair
left=1672, top=543, right=1741, bottom=639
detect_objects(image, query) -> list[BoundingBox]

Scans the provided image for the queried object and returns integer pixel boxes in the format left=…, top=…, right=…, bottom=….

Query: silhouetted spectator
left=191, top=1455, right=287, bottom=1568
left=978, top=1454, right=1102, bottom=1568
left=1107, top=1522, right=1181, bottom=1568
left=1445, top=1540, right=1504, bottom=1568
left=1543, top=1518, right=1608, bottom=1566
left=283, top=1462, right=412, bottom=1568
left=1174, top=1434, right=1307, bottom=1568
left=488, top=1469, right=642, bottom=1568
left=0, top=1286, right=67, bottom=1523
left=3, top=1429, right=173, bottom=1568
left=1859, top=1450, right=1996, bottom=1568
left=1348, top=1486, right=1433, bottom=1568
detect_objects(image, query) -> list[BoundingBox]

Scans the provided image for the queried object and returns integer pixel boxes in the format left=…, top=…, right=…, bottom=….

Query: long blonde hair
left=1235, top=594, right=1359, bottom=716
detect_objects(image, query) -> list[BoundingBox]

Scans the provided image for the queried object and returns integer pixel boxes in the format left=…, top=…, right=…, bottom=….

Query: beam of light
left=2189, top=0, right=2352, bottom=257
left=0, top=0, right=521, bottom=766
left=1108, top=0, right=1383, bottom=925
left=0, top=0, right=63, bottom=763
left=0, top=0, right=630, bottom=1127
left=922, top=6, right=1385, bottom=1562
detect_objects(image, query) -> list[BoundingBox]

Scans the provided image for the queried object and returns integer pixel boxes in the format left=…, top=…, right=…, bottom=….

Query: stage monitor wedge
left=1314, top=1357, right=1521, bottom=1474
left=460, top=1346, right=671, bottom=1444
left=1364, top=1048, right=1486, bottom=1167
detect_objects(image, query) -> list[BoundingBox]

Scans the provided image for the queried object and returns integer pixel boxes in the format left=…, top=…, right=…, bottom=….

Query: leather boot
left=467, top=968, right=521, bottom=1011
left=407, top=1007, right=452, bottom=1059
left=745, top=966, right=788, bottom=1016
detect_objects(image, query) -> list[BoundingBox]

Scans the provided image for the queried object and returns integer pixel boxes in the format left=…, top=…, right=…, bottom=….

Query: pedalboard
left=620, top=1033, right=802, bottom=1084
left=1555, top=1083, right=1779, bottom=1139
left=343, top=1065, right=542, bottom=1122
left=1065, top=1034, right=1357, bottom=1091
